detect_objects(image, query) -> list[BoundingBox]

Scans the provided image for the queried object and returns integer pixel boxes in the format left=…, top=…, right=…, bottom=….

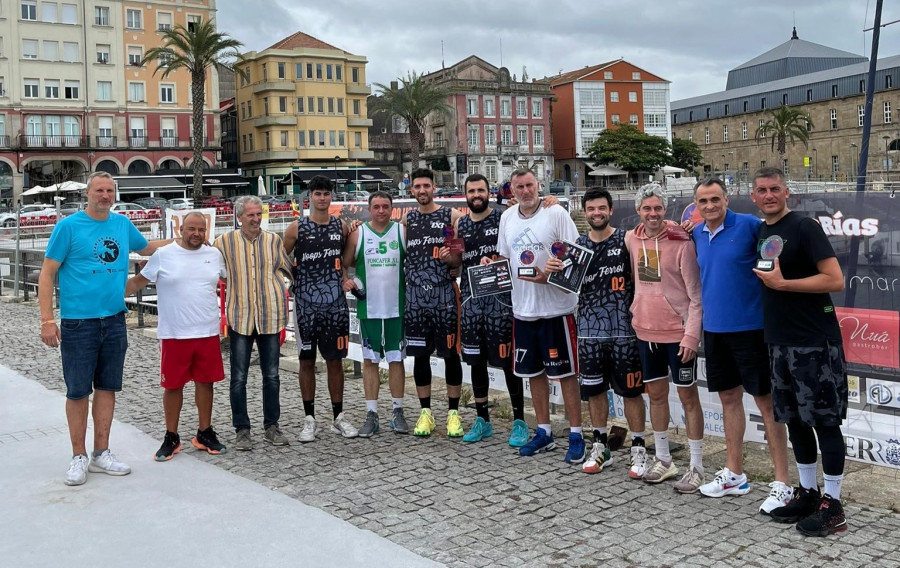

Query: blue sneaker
left=508, top=419, right=529, bottom=447
left=518, top=427, right=556, bottom=456
left=462, top=417, right=493, bottom=442
left=565, top=433, right=586, bottom=464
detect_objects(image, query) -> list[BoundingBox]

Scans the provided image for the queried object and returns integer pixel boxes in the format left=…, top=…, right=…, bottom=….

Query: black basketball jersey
left=458, top=208, right=503, bottom=300
left=293, top=216, right=344, bottom=306
left=405, top=207, right=454, bottom=286
left=576, top=227, right=635, bottom=339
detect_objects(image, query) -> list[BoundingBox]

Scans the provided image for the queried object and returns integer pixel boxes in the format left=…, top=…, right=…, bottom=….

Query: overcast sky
left=216, top=0, right=900, bottom=101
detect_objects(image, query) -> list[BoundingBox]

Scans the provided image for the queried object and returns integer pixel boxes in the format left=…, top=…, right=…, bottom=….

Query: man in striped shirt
left=214, top=196, right=293, bottom=451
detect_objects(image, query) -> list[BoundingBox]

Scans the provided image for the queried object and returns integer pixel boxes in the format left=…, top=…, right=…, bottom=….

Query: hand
left=136, top=259, right=148, bottom=271
left=752, top=258, right=786, bottom=290
left=542, top=195, right=560, bottom=208
left=480, top=256, right=493, bottom=266
left=681, top=220, right=696, bottom=234
left=518, top=266, right=549, bottom=284
left=41, top=322, right=61, bottom=348
left=507, top=196, right=518, bottom=207
left=678, top=345, right=697, bottom=363
left=349, top=219, right=363, bottom=232
left=449, top=266, right=460, bottom=279
left=438, top=245, right=451, bottom=261
left=544, top=257, right=565, bottom=273
left=342, top=278, right=357, bottom=292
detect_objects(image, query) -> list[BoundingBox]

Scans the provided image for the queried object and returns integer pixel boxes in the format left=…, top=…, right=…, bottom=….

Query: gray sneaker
left=234, top=429, right=252, bottom=451
left=390, top=407, right=409, bottom=434
left=358, top=411, right=380, bottom=438
left=264, top=425, right=289, bottom=446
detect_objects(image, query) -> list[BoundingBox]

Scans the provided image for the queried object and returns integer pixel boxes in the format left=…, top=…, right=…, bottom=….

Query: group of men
left=40, top=165, right=849, bottom=537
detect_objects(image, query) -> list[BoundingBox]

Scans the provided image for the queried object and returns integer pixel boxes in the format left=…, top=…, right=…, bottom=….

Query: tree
left=755, top=105, right=813, bottom=167
left=143, top=21, right=246, bottom=200
left=586, top=124, right=671, bottom=182
left=671, top=137, right=704, bottom=175
left=371, top=71, right=452, bottom=171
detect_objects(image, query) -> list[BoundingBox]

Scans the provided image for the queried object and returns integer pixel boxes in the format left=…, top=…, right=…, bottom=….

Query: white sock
left=570, top=426, right=582, bottom=435
left=391, top=398, right=403, bottom=410
left=632, top=431, right=645, bottom=442
left=653, top=431, right=671, bottom=462
left=688, top=439, right=704, bottom=473
left=366, top=400, right=378, bottom=413
left=797, top=462, right=818, bottom=490
left=538, top=424, right=552, bottom=436
left=823, top=474, right=843, bottom=500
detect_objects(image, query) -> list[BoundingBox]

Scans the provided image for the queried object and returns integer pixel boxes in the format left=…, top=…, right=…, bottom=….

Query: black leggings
left=414, top=354, right=462, bottom=387
left=787, top=420, right=845, bottom=476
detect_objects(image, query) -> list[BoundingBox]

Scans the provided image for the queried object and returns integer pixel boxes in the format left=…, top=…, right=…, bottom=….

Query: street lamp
left=812, top=148, right=817, bottom=180
left=333, top=155, right=340, bottom=187
left=850, top=143, right=858, bottom=186
left=883, top=135, right=891, bottom=181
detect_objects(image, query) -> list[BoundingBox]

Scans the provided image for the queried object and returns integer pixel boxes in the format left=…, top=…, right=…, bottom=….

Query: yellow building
left=236, top=31, right=373, bottom=193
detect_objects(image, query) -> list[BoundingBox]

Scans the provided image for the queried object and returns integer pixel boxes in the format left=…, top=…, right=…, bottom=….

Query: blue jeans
left=228, top=328, right=281, bottom=431
left=60, top=313, right=128, bottom=400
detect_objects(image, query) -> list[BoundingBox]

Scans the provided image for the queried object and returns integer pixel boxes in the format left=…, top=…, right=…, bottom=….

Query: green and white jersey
left=355, top=221, right=405, bottom=319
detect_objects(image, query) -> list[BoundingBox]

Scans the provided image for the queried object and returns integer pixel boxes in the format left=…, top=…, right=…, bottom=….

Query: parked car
left=435, top=188, right=462, bottom=198
left=0, top=203, right=56, bottom=227
left=548, top=180, right=575, bottom=195
left=197, top=196, right=232, bottom=209
left=167, top=197, right=194, bottom=210
left=134, top=197, right=168, bottom=209
left=59, top=202, right=86, bottom=216
left=111, top=202, right=147, bottom=212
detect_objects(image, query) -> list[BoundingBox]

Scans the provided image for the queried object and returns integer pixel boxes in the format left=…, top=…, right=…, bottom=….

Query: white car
left=167, top=197, right=194, bottom=210
left=111, top=202, right=160, bottom=221
left=0, top=204, right=57, bottom=227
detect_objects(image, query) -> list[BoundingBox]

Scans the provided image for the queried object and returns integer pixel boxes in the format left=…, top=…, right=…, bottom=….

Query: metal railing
left=19, top=135, right=89, bottom=148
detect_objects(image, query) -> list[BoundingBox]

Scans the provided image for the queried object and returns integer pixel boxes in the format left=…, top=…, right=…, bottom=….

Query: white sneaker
left=629, top=446, right=648, bottom=479
left=88, top=450, right=131, bottom=476
left=65, top=454, right=89, bottom=486
left=298, top=415, right=320, bottom=443
left=760, top=481, right=794, bottom=515
left=699, top=467, right=751, bottom=497
left=331, top=412, right=359, bottom=438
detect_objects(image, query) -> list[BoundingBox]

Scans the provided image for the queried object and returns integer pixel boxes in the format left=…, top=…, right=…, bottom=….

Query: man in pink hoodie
left=627, top=184, right=706, bottom=494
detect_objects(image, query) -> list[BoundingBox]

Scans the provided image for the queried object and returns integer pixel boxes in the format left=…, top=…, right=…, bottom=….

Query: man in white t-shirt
left=126, top=211, right=228, bottom=461
left=489, top=168, right=586, bottom=464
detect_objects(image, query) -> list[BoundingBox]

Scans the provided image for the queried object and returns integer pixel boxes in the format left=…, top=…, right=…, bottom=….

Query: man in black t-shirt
left=751, top=167, right=848, bottom=537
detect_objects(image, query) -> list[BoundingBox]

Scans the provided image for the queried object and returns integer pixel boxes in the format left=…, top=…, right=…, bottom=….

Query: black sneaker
left=796, top=494, right=848, bottom=537
left=770, top=486, right=820, bottom=523
left=155, top=431, right=182, bottom=462
left=192, top=427, right=227, bottom=455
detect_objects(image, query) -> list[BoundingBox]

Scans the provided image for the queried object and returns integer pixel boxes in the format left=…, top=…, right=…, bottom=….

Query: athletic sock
left=570, top=426, right=582, bottom=435
left=688, top=439, right=704, bottom=473
left=593, top=428, right=608, bottom=445
left=391, top=398, right=403, bottom=410
left=798, top=462, right=818, bottom=490
left=331, top=402, right=343, bottom=420
left=538, top=423, right=552, bottom=437
left=823, top=473, right=843, bottom=500
left=653, top=431, right=671, bottom=462
left=365, top=400, right=378, bottom=413
left=475, top=401, right=490, bottom=421
left=303, top=400, right=315, bottom=418
left=448, top=397, right=460, bottom=411
left=419, top=397, right=431, bottom=409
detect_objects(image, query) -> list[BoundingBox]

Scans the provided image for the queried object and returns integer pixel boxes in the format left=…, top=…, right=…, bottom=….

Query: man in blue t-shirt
left=39, top=172, right=169, bottom=487
left=690, top=177, right=790, bottom=514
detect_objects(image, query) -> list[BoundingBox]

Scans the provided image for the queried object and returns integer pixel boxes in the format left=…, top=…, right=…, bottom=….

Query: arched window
left=95, top=160, right=119, bottom=175
left=128, top=160, right=151, bottom=175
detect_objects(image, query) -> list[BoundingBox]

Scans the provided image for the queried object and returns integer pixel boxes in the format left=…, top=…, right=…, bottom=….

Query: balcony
left=19, top=135, right=89, bottom=148
left=159, top=137, right=180, bottom=148
left=347, top=117, right=373, bottom=127
left=95, top=136, right=117, bottom=148
left=346, top=83, right=371, bottom=95
left=349, top=149, right=374, bottom=160
left=369, top=133, right=410, bottom=149
left=0, top=135, right=10, bottom=147
left=189, top=137, right=220, bottom=149
left=423, top=141, right=448, bottom=156
left=252, top=81, right=295, bottom=94
left=253, top=115, right=297, bottom=128
left=246, top=149, right=297, bottom=162
left=129, top=136, right=148, bottom=148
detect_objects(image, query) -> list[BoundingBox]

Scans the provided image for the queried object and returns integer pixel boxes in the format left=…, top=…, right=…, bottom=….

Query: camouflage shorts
left=769, top=342, right=848, bottom=427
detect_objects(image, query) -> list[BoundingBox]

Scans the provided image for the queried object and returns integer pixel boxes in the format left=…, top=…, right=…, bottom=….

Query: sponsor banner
left=866, top=377, right=900, bottom=409
left=844, top=433, right=900, bottom=468
left=165, top=208, right=217, bottom=241
left=848, top=374, right=861, bottom=404
left=836, top=307, right=900, bottom=369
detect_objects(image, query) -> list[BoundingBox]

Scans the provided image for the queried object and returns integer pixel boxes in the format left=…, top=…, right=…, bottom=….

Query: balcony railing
left=95, top=136, right=117, bottom=148
left=129, top=136, right=148, bottom=148
left=0, top=135, right=9, bottom=147
left=19, top=135, right=89, bottom=148
left=160, top=137, right=179, bottom=148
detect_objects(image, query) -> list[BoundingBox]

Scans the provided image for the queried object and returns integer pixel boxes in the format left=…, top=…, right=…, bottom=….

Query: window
left=782, top=159, right=789, bottom=177
left=467, top=126, right=478, bottom=149
left=500, top=99, right=511, bottom=117
left=307, top=129, right=314, bottom=146
left=581, top=113, right=605, bottom=129
left=94, top=6, right=108, bottom=25
left=760, top=160, right=766, bottom=168
left=336, top=65, right=342, bottom=81
left=858, top=105, right=865, bottom=127
left=603, top=71, right=612, bottom=79
left=743, top=101, right=748, bottom=112
left=807, top=89, right=813, bottom=102
left=248, top=134, right=253, bottom=151
left=42, top=2, right=57, bottom=22
left=160, top=84, right=174, bottom=103
left=832, top=155, right=839, bottom=177
left=306, top=63, right=313, bottom=79
left=277, top=62, right=285, bottom=79
left=351, top=67, right=359, bottom=82
left=704, top=127, right=710, bottom=144
left=517, top=126, right=527, bottom=145
left=156, top=12, right=172, bottom=31
left=264, top=132, right=270, bottom=150
left=632, top=72, right=641, bottom=80
left=687, top=130, right=692, bottom=142
left=328, top=130, right=335, bottom=147
left=295, top=62, right=303, bottom=79
left=533, top=126, right=543, bottom=147
left=64, top=80, right=78, bottom=99
left=128, top=82, right=145, bottom=102
left=158, top=51, right=172, bottom=67
left=43, top=41, right=58, bottom=61
left=610, top=91, right=619, bottom=102
left=860, top=79, right=865, bottom=93
left=739, top=122, right=746, bottom=140
left=306, top=96, right=313, bottom=114
left=96, top=44, right=110, bottom=63
left=241, top=135, right=246, bottom=152
left=45, top=79, right=59, bottom=98
left=318, top=130, right=325, bottom=147
left=297, top=131, right=305, bottom=147
left=338, top=131, right=345, bottom=147
left=501, top=126, right=512, bottom=145
left=628, top=92, right=637, bottom=102
left=281, top=131, right=289, bottom=147
left=885, top=101, right=892, bottom=124
left=160, top=117, right=175, bottom=145
left=782, top=93, right=788, bottom=105
left=706, top=108, right=710, bottom=119
left=611, top=114, right=620, bottom=125
left=484, top=126, right=495, bottom=145
left=469, top=164, right=479, bottom=175
left=761, top=97, right=766, bottom=109
left=22, top=39, right=38, bottom=59
left=723, top=124, right=728, bottom=142
left=629, top=114, right=638, bottom=125
left=22, top=1, right=37, bottom=20
left=337, top=98, right=343, bottom=114
left=61, top=3, right=75, bottom=24
left=354, top=132, right=361, bottom=148
left=317, top=97, right=324, bottom=114
left=467, top=98, right=478, bottom=117
left=62, top=42, right=77, bottom=62
left=96, top=81, right=111, bottom=101
left=532, top=99, right=542, bottom=118
left=327, top=97, right=334, bottom=114
left=262, top=64, right=267, bottom=82
left=352, top=99, right=360, bottom=115
left=126, top=9, right=141, bottom=29
left=759, top=119, right=765, bottom=137
left=279, top=96, right=287, bottom=113
left=517, top=99, right=527, bottom=118
left=98, top=116, right=113, bottom=146
left=296, top=97, right=303, bottom=113
left=24, top=79, right=39, bottom=98
left=187, top=15, right=201, bottom=33
left=724, top=104, right=729, bottom=115
left=326, top=64, right=332, bottom=80
left=128, top=46, right=142, bottom=66
left=130, top=117, right=145, bottom=142
left=263, top=97, right=269, bottom=115
left=887, top=75, right=893, bottom=89
left=830, top=109, right=837, bottom=129
left=486, top=164, right=497, bottom=182
left=316, top=63, right=322, bottom=80
left=832, top=84, right=838, bottom=97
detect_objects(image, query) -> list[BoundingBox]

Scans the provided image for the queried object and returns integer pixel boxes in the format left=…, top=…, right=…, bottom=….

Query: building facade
left=420, top=56, right=553, bottom=188
left=549, top=59, right=671, bottom=186
left=671, top=30, right=900, bottom=184
left=235, top=31, right=373, bottom=194
left=0, top=0, right=221, bottom=205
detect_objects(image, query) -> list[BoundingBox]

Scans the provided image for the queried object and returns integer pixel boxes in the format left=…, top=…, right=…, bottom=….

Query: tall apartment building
left=0, top=0, right=219, bottom=205
left=549, top=60, right=670, bottom=185
left=235, top=31, right=374, bottom=193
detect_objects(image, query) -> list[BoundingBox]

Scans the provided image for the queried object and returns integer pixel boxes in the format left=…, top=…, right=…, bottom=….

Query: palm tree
left=143, top=21, right=246, bottom=200
left=371, top=71, right=452, bottom=171
left=755, top=105, right=814, bottom=170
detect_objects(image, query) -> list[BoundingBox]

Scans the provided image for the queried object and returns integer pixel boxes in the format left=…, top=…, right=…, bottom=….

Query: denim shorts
left=60, top=312, right=128, bottom=400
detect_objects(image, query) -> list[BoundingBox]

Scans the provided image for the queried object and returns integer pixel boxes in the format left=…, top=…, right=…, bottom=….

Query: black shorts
left=295, top=299, right=349, bottom=361
left=769, top=342, right=848, bottom=427
left=704, top=329, right=771, bottom=397
left=460, top=294, right=512, bottom=367
left=512, top=315, right=577, bottom=379
left=404, top=282, right=460, bottom=358
left=637, top=340, right=696, bottom=387
left=578, top=337, right=643, bottom=399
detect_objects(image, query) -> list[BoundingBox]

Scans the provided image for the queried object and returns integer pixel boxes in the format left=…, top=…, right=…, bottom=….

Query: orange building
left=549, top=60, right=670, bottom=185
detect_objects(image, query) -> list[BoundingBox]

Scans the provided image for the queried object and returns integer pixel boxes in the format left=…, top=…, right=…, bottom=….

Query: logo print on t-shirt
left=93, top=237, right=121, bottom=263
left=637, top=249, right=661, bottom=283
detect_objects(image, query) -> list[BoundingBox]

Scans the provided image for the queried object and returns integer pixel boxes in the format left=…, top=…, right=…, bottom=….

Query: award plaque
left=547, top=240, right=595, bottom=293
left=518, top=250, right=537, bottom=278
left=443, top=224, right=464, bottom=254
left=756, top=235, right=784, bottom=272
left=467, top=260, right=514, bottom=297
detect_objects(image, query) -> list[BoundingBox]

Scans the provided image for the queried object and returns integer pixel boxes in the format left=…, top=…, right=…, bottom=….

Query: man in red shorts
left=127, top=211, right=228, bottom=460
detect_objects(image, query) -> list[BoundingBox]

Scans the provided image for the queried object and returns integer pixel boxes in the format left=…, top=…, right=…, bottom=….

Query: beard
left=587, top=216, right=609, bottom=231
left=467, top=197, right=488, bottom=214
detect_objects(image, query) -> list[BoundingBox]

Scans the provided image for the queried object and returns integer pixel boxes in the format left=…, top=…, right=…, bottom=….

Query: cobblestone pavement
left=4, top=299, right=900, bottom=568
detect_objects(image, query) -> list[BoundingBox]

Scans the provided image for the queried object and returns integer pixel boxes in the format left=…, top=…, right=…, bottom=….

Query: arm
left=136, top=238, right=173, bottom=256
left=283, top=220, right=299, bottom=254
left=678, top=244, right=703, bottom=361
left=753, top=257, right=844, bottom=293
left=38, top=257, right=62, bottom=348
left=126, top=273, right=152, bottom=296
left=438, top=209, right=463, bottom=269
left=342, top=225, right=359, bottom=291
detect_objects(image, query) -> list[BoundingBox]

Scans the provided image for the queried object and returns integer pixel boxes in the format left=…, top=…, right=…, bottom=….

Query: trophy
left=756, top=235, right=784, bottom=271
